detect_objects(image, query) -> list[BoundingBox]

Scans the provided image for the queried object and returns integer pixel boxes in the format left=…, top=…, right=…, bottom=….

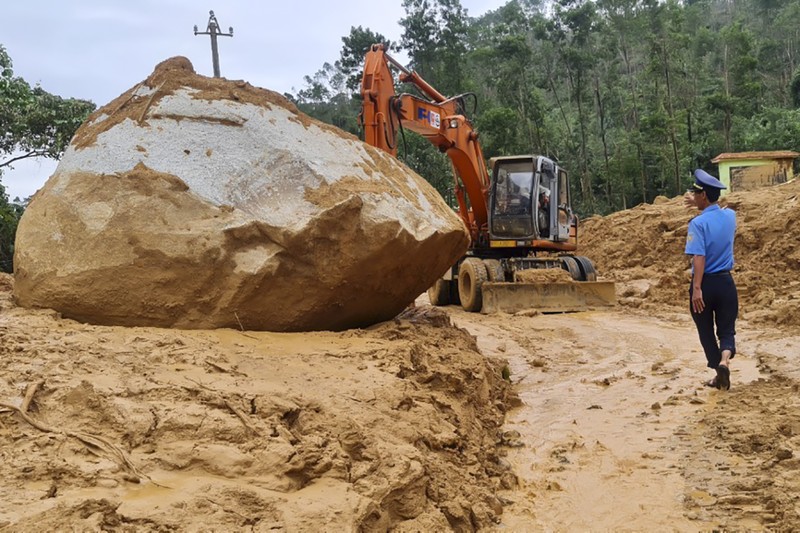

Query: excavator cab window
left=554, top=167, right=571, bottom=241
left=537, top=184, right=551, bottom=237
left=538, top=161, right=557, bottom=238
left=490, top=160, right=535, bottom=238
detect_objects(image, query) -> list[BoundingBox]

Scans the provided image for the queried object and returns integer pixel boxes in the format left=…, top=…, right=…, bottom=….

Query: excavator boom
left=361, top=44, right=490, bottom=241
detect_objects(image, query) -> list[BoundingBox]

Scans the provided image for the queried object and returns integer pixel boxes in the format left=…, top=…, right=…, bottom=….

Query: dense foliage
left=293, top=0, right=800, bottom=216
left=0, top=44, right=96, bottom=272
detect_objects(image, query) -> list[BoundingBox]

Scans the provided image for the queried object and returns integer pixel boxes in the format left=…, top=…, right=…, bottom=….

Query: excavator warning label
left=418, top=108, right=441, bottom=128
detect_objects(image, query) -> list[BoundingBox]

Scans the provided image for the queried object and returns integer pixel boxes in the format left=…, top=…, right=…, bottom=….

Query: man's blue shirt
left=685, top=204, right=736, bottom=274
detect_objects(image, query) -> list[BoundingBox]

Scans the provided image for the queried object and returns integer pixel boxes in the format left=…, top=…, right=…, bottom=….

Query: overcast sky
left=3, top=0, right=507, bottom=201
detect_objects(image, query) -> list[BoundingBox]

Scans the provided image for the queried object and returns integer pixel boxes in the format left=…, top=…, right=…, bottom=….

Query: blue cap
left=692, top=169, right=726, bottom=191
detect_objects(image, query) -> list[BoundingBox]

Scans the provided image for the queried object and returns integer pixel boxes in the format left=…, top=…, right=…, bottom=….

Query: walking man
left=685, top=169, right=738, bottom=390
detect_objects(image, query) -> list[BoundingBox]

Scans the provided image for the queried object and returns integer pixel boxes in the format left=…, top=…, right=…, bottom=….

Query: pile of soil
left=515, top=268, right=574, bottom=283
left=0, top=275, right=512, bottom=531
left=580, top=179, right=800, bottom=328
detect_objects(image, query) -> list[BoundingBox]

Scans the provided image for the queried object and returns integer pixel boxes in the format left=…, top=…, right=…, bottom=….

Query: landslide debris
left=0, top=275, right=513, bottom=531
left=13, top=57, right=469, bottom=332
left=580, top=179, right=800, bottom=328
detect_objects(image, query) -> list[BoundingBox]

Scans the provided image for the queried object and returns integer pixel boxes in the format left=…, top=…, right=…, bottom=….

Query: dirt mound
left=580, top=180, right=800, bottom=328
left=13, top=57, right=469, bottom=332
left=0, top=279, right=513, bottom=531
left=0, top=273, right=12, bottom=293
left=515, top=268, right=574, bottom=283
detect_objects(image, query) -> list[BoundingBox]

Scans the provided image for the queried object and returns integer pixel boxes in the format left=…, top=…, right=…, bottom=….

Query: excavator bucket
left=481, top=281, right=616, bottom=314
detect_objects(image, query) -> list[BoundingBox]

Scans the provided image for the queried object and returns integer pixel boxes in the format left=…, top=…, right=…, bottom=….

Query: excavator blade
left=481, top=281, right=616, bottom=314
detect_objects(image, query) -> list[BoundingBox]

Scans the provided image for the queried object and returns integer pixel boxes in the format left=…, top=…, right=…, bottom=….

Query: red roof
left=712, top=151, right=799, bottom=163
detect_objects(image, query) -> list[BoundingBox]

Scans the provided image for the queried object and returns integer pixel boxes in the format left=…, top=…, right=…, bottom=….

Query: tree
left=339, top=27, right=392, bottom=94
left=0, top=183, right=23, bottom=273
left=548, top=0, right=601, bottom=210
left=400, top=0, right=440, bottom=79
left=791, top=67, right=800, bottom=108
left=468, top=4, right=553, bottom=159
left=0, top=45, right=95, bottom=273
left=294, top=0, right=800, bottom=217
left=293, top=28, right=394, bottom=137
left=1, top=45, right=95, bottom=172
left=294, top=61, right=361, bottom=134
left=400, top=0, right=469, bottom=95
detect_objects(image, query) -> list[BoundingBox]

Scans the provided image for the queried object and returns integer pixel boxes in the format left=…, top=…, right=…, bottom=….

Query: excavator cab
left=489, top=156, right=572, bottom=244
left=491, top=159, right=535, bottom=238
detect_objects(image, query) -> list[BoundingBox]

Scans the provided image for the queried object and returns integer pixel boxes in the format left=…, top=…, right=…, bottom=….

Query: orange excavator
left=359, top=44, right=615, bottom=313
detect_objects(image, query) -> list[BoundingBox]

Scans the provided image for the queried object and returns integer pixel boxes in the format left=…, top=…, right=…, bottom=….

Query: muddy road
left=3, top=266, right=800, bottom=531
left=445, top=303, right=800, bottom=531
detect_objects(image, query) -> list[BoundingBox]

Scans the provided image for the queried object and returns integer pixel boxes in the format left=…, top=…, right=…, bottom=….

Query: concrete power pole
left=193, top=10, right=233, bottom=78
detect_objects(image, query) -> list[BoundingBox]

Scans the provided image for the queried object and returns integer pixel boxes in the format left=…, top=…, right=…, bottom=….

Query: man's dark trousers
left=689, top=272, right=738, bottom=369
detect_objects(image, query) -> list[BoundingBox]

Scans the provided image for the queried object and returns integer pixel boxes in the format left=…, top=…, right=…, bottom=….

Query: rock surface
left=13, top=57, right=469, bottom=331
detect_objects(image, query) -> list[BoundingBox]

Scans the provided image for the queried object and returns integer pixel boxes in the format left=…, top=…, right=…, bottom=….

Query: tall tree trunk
left=575, top=75, right=591, bottom=206
left=723, top=43, right=732, bottom=151
left=661, top=41, right=681, bottom=194
left=517, top=84, right=538, bottom=154
left=559, top=43, right=593, bottom=209
left=548, top=72, right=573, bottom=141
left=594, top=75, right=612, bottom=207
left=620, top=39, right=648, bottom=205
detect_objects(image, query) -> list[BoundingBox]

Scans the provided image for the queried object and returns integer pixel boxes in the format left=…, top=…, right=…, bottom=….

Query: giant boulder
left=13, top=57, right=469, bottom=332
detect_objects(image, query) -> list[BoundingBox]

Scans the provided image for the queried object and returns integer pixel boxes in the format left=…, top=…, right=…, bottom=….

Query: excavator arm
left=360, top=44, right=490, bottom=243
left=359, top=43, right=616, bottom=314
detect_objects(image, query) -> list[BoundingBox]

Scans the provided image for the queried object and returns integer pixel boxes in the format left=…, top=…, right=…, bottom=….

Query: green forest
left=4, top=0, right=800, bottom=271
left=290, top=0, right=800, bottom=216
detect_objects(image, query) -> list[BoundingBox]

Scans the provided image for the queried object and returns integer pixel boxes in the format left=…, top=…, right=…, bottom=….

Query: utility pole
left=193, top=10, right=233, bottom=78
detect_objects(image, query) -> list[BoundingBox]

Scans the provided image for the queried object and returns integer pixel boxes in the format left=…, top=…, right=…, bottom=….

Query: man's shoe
left=716, top=365, right=730, bottom=391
